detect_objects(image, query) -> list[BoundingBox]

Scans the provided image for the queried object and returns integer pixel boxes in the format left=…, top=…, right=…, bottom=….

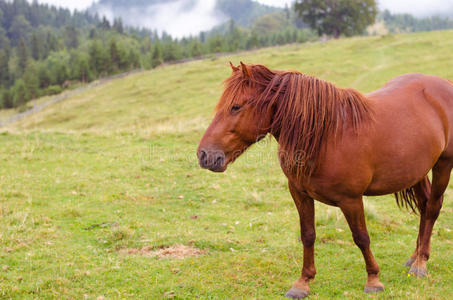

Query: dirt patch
left=119, top=244, right=205, bottom=259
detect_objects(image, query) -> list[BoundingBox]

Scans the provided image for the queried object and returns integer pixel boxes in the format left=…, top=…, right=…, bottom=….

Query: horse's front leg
left=285, top=182, right=316, bottom=299
left=339, top=197, right=384, bottom=293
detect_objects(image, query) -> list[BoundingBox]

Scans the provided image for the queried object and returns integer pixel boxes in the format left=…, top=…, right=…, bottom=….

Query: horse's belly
left=364, top=153, right=436, bottom=196
left=364, top=181, right=419, bottom=196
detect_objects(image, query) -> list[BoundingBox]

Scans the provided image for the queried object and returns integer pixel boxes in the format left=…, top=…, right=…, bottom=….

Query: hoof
left=285, top=287, right=309, bottom=299
left=408, top=265, right=427, bottom=277
left=404, top=257, right=415, bottom=267
left=364, top=285, right=384, bottom=293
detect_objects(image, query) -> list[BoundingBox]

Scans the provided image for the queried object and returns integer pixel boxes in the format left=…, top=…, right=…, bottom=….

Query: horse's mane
left=217, top=64, right=373, bottom=178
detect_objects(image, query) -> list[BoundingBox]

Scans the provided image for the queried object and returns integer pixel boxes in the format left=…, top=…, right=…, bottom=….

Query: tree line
left=380, top=9, right=453, bottom=33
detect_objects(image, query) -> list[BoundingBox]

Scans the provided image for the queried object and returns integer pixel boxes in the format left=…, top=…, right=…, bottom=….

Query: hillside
left=1, top=31, right=453, bottom=299
left=6, top=30, right=453, bottom=133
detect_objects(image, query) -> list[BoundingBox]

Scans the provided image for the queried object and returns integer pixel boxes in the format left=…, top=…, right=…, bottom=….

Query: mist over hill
left=90, top=0, right=280, bottom=37
left=378, top=0, right=453, bottom=18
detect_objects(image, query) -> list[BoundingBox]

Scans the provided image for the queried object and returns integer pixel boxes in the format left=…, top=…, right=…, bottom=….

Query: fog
left=95, top=0, right=227, bottom=38
left=33, top=0, right=453, bottom=38
left=378, top=0, right=453, bottom=17
left=33, top=0, right=94, bottom=11
left=259, top=0, right=453, bottom=17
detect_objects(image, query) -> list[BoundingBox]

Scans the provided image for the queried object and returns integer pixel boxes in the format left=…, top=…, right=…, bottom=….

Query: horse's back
left=368, top=73, right=453, bottom=137
left=366, top=73, right=449, bottom=99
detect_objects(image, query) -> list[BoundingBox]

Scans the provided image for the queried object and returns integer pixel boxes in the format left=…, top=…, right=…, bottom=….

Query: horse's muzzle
left=197, top=149, right=226, bottom=172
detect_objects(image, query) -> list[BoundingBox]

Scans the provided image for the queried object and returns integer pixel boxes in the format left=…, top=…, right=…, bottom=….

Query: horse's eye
left=231, top=105, right=241, bottom=113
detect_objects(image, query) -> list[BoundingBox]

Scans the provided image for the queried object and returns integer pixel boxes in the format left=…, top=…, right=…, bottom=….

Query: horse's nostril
left=198, top=149, right=226, bottom=171
left=198, top=149, right=208, bottom=167
left=199, top=149, right=207, bottom=160
left=215, top=155, right=224, bottom=166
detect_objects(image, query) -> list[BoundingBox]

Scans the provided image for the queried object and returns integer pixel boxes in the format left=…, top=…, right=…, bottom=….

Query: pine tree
left=190, top=39, right=203, bottom=58
left=227, top=19, right=241, bottom=52
left=0, top=88, right=4, bottom=109
left=151, top=42, right=163, bottom=68
left=89, top=28, right=97, bottom=39
left=199, top=31, right=206, bottom=43
left=54, top=62, right=68, bottom=85
left=117, top=46, right=129, bottom=70
left=246, top=32, right=259, bottom=49
left=72, top=54, right=91, bottom=82
left=113, top=18, right=124, bottom=34
left=162, top=42, right=182, bottom=61
left=65, top=26, right=79, bottom=49
left=0, top=50, right=9, bottom=87
left=128, top=49, right=140, bottom=69
left=89, top=40, right=108, bottom=76
left=100, top=16, right=110, bottom=30
left=12, top=79, right=28, bottom=107
left=1, top=89, right=13, bottom=109
left=109, top=39, right=120, bottom=73
left=141, top=36, right=152, bottom=53
left=79, top=58, right=91, bottom=82
left=31, top=32, right=40, bottom=60
left=17, top=39, right=28, bottom=73
left=37, top=64, right=51, bottom=88
left=9, top=15, right=32, bottom=46
left=23, top=66, right=40, bottom=99
left=208, top=35, right=224, bottom=53
left=0, top=28, right=11, bottom=57
left=44, top=31, right=59, bottom=58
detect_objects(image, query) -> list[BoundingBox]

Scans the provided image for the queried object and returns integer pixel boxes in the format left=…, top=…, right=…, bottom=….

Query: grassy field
left=1, top=30, right=453, bottom=299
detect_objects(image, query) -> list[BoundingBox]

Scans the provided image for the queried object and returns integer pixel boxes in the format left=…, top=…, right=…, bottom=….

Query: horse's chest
left=289, top=176, right=349, bottom=206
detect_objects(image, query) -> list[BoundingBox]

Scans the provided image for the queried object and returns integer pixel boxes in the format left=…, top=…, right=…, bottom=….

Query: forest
left=1, top=0, right=453, bottom=109
left=0, top=0, right=315, bottom=109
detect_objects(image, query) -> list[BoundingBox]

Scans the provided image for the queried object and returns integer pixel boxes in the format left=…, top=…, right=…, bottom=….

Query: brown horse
left=197, top=62, right=453, bottom=298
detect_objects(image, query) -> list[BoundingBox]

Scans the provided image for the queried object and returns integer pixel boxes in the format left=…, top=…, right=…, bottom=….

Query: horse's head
left=197, top=62, right=275, bottom=172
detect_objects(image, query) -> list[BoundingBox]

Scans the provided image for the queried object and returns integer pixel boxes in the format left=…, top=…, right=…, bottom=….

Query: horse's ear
left=229, top=61, right=239, bottom=72
left=240, top=61, right=251, bottom=78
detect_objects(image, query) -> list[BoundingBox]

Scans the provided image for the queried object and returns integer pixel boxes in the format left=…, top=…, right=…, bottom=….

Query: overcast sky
left=259, top=0, right=453, bottom=16
left=34, top=0, right=453, bottom=17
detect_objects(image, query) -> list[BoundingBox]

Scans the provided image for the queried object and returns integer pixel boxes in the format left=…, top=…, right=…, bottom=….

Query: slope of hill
left=1, top=31, right=453, bottom=299
left=7, top=30, right=453, bottom=133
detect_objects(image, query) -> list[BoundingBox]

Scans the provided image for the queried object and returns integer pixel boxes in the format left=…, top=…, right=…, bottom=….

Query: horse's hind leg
left=285, top=182, right=316, bottom=299
left=409, top=158, right=452, bottom=277
left=339, top=197, right=384, bottom=293
left=404, top=177, right=430, bottom=267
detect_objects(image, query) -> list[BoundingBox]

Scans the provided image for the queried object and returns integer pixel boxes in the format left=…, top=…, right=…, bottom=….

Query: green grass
left=1, top=30, right=453, bottom=299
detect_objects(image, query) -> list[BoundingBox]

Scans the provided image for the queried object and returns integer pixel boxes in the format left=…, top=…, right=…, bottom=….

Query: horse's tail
left=394, top=176, right=431, bottom=214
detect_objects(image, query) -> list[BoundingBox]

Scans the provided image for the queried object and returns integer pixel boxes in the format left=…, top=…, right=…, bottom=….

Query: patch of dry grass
left=119, top=244, right=206, bottom=259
